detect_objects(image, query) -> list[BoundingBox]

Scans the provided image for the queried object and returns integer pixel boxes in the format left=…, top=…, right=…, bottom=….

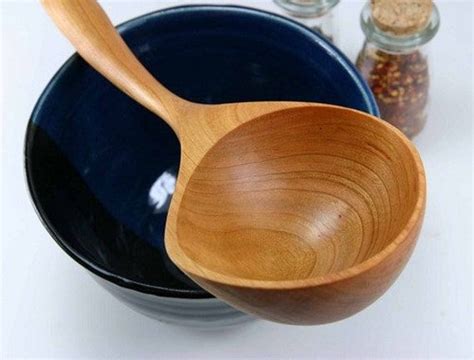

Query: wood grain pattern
left=42, top=0, right=426, bottom=325
left=173, top=106, right=426, bottom=324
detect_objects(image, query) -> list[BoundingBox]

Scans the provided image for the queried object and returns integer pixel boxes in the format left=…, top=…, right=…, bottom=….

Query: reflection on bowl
left=25, top=5, right=378, bottom=327
left=148, top=166, right=177, bottom=215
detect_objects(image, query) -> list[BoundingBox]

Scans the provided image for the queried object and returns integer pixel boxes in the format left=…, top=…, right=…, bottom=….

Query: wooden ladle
left=42, top=0, right=426, bottom=325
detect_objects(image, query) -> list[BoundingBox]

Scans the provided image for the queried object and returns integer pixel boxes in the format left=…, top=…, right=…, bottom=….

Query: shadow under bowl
left=25, top=5, right=378, bottom=327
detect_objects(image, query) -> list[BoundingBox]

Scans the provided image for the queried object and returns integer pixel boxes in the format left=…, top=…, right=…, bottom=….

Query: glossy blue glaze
left=26, top=5, right=378, bottom=326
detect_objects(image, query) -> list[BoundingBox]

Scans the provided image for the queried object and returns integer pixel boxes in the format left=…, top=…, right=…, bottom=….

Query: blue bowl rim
left=25, top=4, right=379, bottom=299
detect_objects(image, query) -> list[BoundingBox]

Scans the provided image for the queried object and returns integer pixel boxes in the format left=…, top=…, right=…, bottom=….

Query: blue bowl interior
left=26, top=5, right=377, bottom=298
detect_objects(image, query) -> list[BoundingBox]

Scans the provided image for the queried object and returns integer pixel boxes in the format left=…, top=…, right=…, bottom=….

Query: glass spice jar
left=356, top=0, right=440, bottom=138
left=273, top=0, right=340, bottom=43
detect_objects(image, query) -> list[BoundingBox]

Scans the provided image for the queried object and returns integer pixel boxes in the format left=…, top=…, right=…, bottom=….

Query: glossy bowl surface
left=25, top=5, right=378, bottom=327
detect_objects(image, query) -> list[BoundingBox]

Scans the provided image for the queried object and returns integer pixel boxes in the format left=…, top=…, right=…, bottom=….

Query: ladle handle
left=41, top=0, right=187, bottom=133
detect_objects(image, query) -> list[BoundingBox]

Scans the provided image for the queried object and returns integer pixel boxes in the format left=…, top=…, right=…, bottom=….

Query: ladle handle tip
left=41, top=0, right=185, bottom=133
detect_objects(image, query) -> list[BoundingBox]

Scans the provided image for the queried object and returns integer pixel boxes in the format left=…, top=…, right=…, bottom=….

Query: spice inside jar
left=357, top=47, right=429, bottom=138
left=356, top=0, right=440, bottom=139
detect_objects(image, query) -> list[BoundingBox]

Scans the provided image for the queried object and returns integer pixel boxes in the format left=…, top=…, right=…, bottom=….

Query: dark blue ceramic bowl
left=25, top=5, right=378, bottom=327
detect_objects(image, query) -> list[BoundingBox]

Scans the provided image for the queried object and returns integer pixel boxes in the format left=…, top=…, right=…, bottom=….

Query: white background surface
left=1, top=0, right=472, bottom=358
